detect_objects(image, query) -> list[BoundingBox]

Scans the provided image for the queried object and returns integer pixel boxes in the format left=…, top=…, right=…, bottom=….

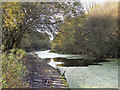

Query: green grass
left=0, top=54, right=2, bottom=88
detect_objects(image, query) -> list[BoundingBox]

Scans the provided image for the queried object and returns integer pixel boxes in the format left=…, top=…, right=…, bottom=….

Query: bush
left=2, top=49, right=28, bottom=88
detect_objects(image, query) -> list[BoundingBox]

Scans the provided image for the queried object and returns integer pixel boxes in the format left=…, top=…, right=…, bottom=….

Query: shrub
left=2, top=49, right=28, bottom=88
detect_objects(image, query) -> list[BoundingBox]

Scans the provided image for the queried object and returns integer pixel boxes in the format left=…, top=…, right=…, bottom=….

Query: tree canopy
left=52, top=2, right=118, bottom=58
left=2, top=2, right=84, bottom=52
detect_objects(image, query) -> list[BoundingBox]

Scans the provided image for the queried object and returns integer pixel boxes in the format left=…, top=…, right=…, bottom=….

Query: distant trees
left=20, top=30, right=50, bottom=52
left=51, top=18, right=76, bottom=53
left=52, top=2, right=118, bottom=58
left=2, top=2, right=84, bottom=52
left=51, top=16, right=85, bottom=54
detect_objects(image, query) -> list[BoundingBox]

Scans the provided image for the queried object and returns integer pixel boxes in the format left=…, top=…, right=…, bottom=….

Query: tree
left=52, top=2, right=118, bottom=58
left=75, top=2, right=118, bottom=58
left=52, top=16, right=86, bottom=54
left=2, top=2, right=84, bottom=52
left=2, top=2, right=24, bottom=52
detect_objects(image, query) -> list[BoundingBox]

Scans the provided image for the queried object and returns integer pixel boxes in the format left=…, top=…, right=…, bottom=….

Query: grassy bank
left=2, top=49, right=29, bottom=88
left=0, top=53, right=2, bottom=88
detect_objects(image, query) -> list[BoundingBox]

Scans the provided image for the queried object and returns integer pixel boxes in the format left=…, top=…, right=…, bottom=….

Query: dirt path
left=23, top=53, right=69, bottom=88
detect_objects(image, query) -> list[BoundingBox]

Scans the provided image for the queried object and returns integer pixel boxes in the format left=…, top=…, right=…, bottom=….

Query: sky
left=81, top=0, right=108, bottom=3
left=81, top=0, right=119, bottom=3
left=80, top=0, right=107, bottom=12
left=81, top=0, right=119, bottom=6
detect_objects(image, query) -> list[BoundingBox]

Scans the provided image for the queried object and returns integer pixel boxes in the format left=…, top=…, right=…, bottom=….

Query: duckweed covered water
left=36, top=50, right=118, bottom=88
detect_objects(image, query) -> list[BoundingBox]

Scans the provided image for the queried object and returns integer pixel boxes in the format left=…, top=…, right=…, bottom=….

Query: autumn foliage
left=52, top=2, right=118, bottom=58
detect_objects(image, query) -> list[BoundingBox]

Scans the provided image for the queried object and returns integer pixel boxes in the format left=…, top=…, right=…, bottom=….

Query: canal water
left=36, top=50, right=118, bottom=88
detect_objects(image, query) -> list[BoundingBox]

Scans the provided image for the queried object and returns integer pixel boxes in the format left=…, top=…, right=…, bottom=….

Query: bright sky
left=81, top=0, right=119, bottom=6
left=81, top=0, right=109, bottom=6
left=81, top=0, right=119, bottom=3
left=80, top=0, right=108, bottom=11
left=81, top=0, right=107, bottom=3
left=80, top=0, right=119, bottom=11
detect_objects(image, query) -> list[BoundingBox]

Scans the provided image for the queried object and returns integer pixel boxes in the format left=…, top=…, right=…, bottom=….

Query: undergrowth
left=2, top=49, right=29, bottom=88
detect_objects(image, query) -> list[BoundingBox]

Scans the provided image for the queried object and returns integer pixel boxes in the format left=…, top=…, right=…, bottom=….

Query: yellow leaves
left=52, top=43, right=58, bottom=49
left=78, top=24, right=81, bottom=27
left=85, top=37, right=88, bottom=41
left=9, top=9, right=12, bottom=13
left=13, top=2, right=17, bottom=4
left=21, top=13, right=24, bottom=16
left=2, top=2, right=24, bottom=31
left=66, top=22, right=71, bottom=25
left=81, top=33, right=84, bottom=36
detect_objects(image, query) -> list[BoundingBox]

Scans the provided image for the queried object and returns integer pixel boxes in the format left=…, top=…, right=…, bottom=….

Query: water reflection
left=47, top=59, right=64, bottom=68
left=56, top=58, right=104, bottom=67
left=36, top=50, right=108, bottom=67
left=46, top=58, right=105, bottom=68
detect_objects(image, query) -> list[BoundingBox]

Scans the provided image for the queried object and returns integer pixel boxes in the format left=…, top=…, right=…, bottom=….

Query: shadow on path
left=23, top=53, right=69, bottom=88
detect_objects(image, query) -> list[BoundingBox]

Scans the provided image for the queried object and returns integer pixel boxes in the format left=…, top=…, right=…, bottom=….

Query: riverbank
left=23, top=53, right=69, bottom=88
